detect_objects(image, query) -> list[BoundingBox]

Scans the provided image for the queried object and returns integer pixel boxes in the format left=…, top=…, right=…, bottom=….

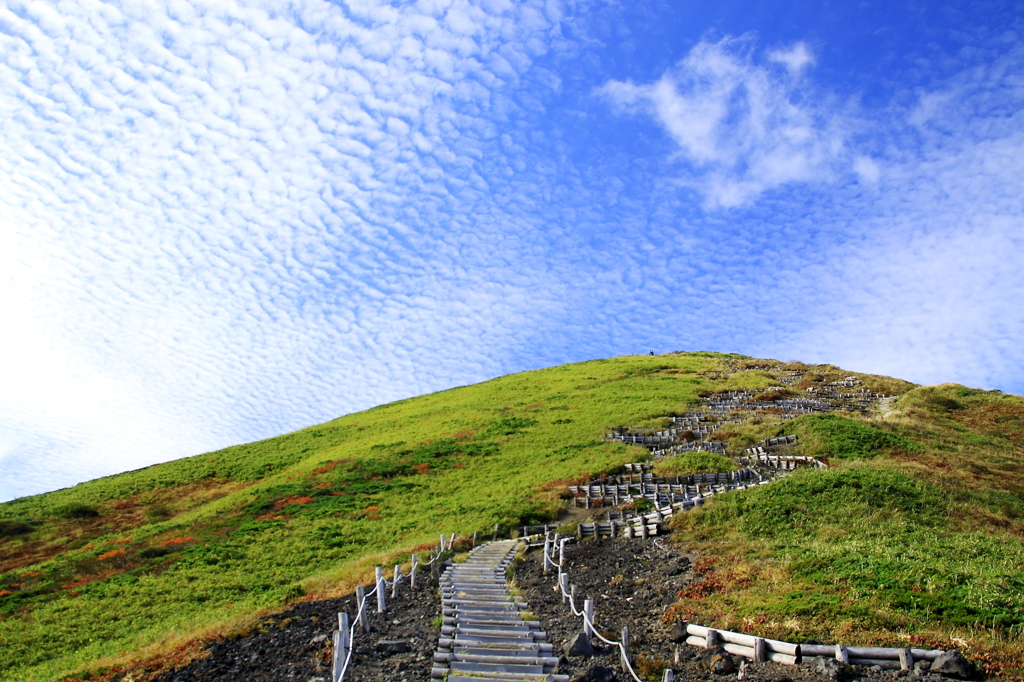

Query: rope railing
left=540, top=535, right=646, bottom=682
left=332, top=530, right=458, bottom=682
left=539, top=534, right=949, bottom=680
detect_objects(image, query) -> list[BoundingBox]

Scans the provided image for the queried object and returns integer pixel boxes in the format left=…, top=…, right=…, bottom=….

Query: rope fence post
left=584, top=599, right=594, bottom=637
left=355, top=586, right=368, bottom=633
left=332, top=612, right=350, bottom=682
left=375, top=567, right=386, bottom=613
left=543, top=536, right=552, bottom=575
left=493, top=523, right=499, bottom=541
left=620, top=627, right=632, bottom=673
left=392, top=564, right=400, bottom=599
left=559, top=573, right=569, bottom=603
left=410, top=553, right=418, bottom=590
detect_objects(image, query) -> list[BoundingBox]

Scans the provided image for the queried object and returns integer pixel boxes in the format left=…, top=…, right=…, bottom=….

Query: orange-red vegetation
left=158, top=537, right=194, bottom=548
left=97, top=548, right=126, bottom=561
left=273, top=496, right=315, bottom=510
left=411, top=463, right=430, bottom=475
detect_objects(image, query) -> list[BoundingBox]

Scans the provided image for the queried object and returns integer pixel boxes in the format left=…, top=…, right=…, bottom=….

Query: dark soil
left=511, top=536, right=957, bottom=682
left=134, top=570, right=443, bottom=682
left=128, top=537, right=962, bottom=682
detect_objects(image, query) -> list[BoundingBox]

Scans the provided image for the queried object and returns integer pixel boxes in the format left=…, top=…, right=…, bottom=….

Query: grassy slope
left=0, top=353, right=734, bottom=681
left=668, top=385, right=1024, bottom=678
left=0, top=354, right=1021, bottom=680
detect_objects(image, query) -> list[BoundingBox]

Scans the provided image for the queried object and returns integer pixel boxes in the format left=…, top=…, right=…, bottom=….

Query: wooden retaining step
left=431, top=539, right=567, bottom=682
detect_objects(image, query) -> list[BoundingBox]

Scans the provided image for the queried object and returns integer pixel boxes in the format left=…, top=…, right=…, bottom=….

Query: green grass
left=654, top=451, right=739, bottom=475
left=1, top=357, right=1022, bottom=680
left=668, top=385, right=1024, bottom=679
left=787, top=413, right=915, bottom=460
left=0, top=352, right=735, bottom=681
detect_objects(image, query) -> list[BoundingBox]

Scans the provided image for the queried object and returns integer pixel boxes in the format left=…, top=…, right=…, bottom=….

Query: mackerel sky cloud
left=1, top=0, right=1022, bottom=501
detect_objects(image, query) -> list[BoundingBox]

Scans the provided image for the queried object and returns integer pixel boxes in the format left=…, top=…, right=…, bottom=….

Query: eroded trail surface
left=135, top=536, right=959, bottom=682
left=512, top=538, right=956, bottom=682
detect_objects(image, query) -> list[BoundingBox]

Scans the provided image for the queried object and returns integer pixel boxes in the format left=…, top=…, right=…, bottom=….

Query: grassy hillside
left=0, top=354, right=1021, bottom=681
left=667, top=384, right=1024, bottom=678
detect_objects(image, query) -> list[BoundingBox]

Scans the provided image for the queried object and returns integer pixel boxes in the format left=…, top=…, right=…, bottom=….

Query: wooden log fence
left=574, top=480, right=775, bottom=539
left=569, top=468, right=768, bottom=510
left=682, top=624, right=947, bottom=670
left=533, top=534, right=950, bottom=681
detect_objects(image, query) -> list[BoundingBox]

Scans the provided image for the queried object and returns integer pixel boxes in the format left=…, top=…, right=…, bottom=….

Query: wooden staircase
left=431, top=539, right=568, bottom=682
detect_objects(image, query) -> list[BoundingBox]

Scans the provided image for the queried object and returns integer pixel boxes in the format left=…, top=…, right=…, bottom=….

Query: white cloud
left=853, top=155, right=880, bottom=184
left=599, top=36, right=844, bottom=208
left=768, top=41, right=814, bottom=74
left=0, top=0, right=578, bottom=501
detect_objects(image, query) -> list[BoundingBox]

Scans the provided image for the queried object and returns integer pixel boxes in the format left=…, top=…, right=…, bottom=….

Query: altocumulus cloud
left=1, top=2, right=1023, bottom=501
left=0, top=0, right=583, bottom=500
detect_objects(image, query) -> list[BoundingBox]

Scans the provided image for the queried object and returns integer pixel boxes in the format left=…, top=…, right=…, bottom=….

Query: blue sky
left=1, top=0, right=1022, bottom=501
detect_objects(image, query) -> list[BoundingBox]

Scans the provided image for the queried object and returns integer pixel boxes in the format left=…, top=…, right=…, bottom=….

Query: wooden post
left=430, top=550, right=438, bottom=580
left=472, top=531, right=477, bottom=548
left=559, top=573, right=569, bottom=603
left=332, top=630, right=343, bottom=682
left=440, top=534, right=446, bottom=553
left=333, top=611, right=350, bottom=682
left=754, top=637, right=766, bottom=663
left=641, top=521, right=649, bottom=539
left=392, top=564, right=400, bottom=599
left=663, top=670, right=674, bottom=682
left=620, top=627, right=632, bottom=672
left=543, top=536, right=552, bottom=575
left=835, top=644, right=849, bottom=664
left=706, top=628, right=719, bottom=648
left=576, top=523, right=583, bottom=540
left=570, top=583, right=577, bottom=606
left=899, top=649, right=913, bottom=671
left=493, top=523, right=499, bottom=541
left=584, top=599, right=594, bottom=637
left=410, top=553, right=418, bottom=590
left=355, top=586, right=369, bottom=632
left=375, top=567, right=386, bottom=613
left=449, top=533, right=456, bottom=551
left=559, top=538, right=568, bottom=567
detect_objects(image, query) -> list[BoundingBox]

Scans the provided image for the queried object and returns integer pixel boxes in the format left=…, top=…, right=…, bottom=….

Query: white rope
left=337, top=532, right=453, bottom=681
left=542, top=538, right=644, bottom=682
left=337, top=578, right=377, bottom=680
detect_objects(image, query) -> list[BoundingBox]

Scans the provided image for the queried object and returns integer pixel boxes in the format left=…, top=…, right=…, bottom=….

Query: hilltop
left=0, top=353, right=1022, bottom=681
